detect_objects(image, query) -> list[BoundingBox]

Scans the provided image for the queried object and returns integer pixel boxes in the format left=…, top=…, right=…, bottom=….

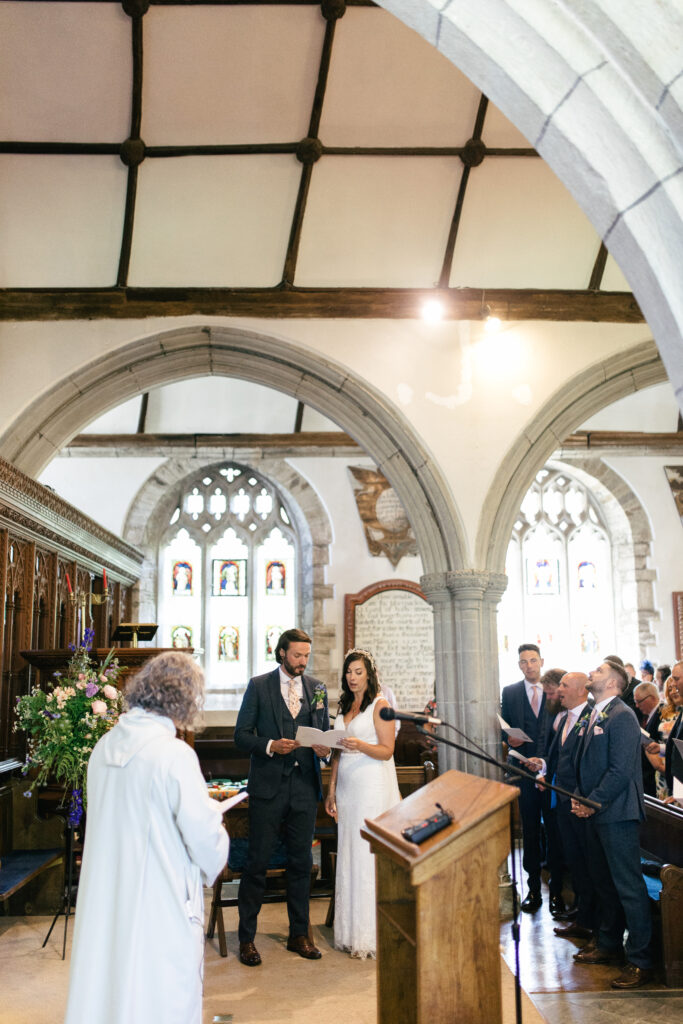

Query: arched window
left=158, top=464, right=297, bottom=709
left=498, top=467, right=615, bottom=683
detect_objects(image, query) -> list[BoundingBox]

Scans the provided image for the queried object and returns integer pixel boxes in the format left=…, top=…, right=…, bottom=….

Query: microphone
left=379, top=706, right=442, bottom=726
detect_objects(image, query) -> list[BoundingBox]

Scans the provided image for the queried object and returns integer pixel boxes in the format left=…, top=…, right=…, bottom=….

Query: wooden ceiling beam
left=0, top=287, right=643, bottom=322
left=560, top=430, right=683, bottom=452
left=60, top=431, right=361, bottom=457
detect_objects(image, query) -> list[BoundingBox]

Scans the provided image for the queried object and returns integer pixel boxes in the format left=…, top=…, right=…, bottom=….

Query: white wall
left=288, top=456, right=423, bottom=678
left=602, top=455, right=683, bottom=663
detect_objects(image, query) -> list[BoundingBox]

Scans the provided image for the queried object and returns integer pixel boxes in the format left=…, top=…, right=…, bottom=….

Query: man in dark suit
left=633, top=681, right=662, bottom=796
left=571, top=659, right=653, bottom=989
left=664, top=661, right=683, bottom=794
left=501, top=643, right=547, bottom=912
left=234, top=628, right=330, bottom=966
left=531, top=672, right=596, bottom=939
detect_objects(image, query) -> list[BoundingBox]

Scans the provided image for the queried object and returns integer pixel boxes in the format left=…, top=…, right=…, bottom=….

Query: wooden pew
left=640, top=795, right=683, bottom=987
left=0, top=767, right=64, bottom=915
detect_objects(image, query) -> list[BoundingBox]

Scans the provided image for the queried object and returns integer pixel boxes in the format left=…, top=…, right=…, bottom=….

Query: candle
left=66, top=572, right=73, bottom=595
left=102, top=567, right=108, bottom=590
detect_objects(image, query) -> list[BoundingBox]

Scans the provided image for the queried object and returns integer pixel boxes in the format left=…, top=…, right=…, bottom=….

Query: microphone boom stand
left=412, top=722, right=599, bottom=1024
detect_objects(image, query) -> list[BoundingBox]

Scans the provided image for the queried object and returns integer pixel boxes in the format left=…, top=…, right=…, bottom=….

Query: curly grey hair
left=125, top=650, right=205, bottom=729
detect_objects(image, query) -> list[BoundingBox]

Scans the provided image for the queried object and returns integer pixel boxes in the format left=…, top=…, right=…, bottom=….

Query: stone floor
left=1, top=892, right=542, bottom=1024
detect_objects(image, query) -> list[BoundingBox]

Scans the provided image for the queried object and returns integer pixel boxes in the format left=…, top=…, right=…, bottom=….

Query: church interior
left=1, top=1, right=682, bottom=1021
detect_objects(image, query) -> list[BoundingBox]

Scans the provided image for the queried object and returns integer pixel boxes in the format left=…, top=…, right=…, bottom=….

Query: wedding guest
left=65, top=651, right=228, bottom=1024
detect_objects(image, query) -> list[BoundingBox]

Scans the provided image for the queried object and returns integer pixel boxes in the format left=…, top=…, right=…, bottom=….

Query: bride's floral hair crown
left=344, top=647, right=377, bottom=673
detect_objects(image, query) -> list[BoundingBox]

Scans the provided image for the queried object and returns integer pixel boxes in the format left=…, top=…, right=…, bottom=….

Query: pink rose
left=103, top=685, right=117, bottom=700
left=78, top=674, right=85, bottom=681
left=91, top=700, right=108, bottom=716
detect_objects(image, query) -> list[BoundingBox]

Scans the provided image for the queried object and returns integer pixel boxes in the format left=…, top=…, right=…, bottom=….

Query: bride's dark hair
left=338, top=649, right=380, bottom=715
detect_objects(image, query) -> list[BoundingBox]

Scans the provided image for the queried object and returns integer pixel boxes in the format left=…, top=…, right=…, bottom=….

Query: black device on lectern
left=401, top=802, right=453, bottom=844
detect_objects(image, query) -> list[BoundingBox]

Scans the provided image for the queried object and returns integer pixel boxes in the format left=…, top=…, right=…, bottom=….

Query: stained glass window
left=498, top=467, right=615, bottom=685
left=159, top=465, right=297, bottom=710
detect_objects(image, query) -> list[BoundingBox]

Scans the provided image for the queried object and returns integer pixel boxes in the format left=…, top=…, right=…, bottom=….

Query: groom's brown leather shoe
left=239, top=941, right=262, bottom=966
left=286, top=935, right=322, bottom=959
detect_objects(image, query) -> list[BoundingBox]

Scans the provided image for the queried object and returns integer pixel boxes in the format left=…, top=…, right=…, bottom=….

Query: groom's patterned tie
left=287, top=679, right=300, bottom=718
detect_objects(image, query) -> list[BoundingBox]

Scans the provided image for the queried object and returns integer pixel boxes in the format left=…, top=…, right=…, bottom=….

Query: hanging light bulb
left=421, top=299, right=444, bottom=323
left=481, top=303, right=502, bottom=334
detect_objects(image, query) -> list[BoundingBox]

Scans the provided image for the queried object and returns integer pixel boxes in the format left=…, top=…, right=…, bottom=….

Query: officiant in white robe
left=64, top=652, right=228, bottom=1024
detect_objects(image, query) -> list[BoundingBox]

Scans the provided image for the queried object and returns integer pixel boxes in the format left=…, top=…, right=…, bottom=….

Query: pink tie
left=288, top=679, right=300, bottom=718
left=531, top=686, right=541, bottom=716
left=561, top=711, right=574, bottom=745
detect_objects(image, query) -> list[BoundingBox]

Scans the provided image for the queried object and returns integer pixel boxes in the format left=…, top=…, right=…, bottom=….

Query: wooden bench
left=0, top=769, right=63, bottom=915
left=640, top=795, right=683, bottom=987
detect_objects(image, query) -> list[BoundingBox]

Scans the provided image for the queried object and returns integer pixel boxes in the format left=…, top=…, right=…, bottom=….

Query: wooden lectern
left=362, top=769, right=517, bottom=1024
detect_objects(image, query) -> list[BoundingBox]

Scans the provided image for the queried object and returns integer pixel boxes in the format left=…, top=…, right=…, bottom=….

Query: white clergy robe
left=64, top=708, right=228, bottom=1024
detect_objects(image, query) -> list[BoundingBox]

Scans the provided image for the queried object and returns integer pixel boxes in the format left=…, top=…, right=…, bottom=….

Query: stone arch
left=378, top=0, right=683, bottom=409
left=548, top=456, right=658, bottom=658
left=477, top=339, right=665, bottom=571
left=0, top=324, right=467, bottom=576
left=124, top=455, right=339, bottom=688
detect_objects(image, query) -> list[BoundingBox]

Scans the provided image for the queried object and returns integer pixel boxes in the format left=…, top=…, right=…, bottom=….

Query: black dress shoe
left=239, top=941, right=262, bottom=966
left=521, top=891, right=542, bottom=913
left=549, top=894, right=566, bottom=918
left=286, top=935, right=322, bottom=960
left=611, top=964, right=655, bottom=989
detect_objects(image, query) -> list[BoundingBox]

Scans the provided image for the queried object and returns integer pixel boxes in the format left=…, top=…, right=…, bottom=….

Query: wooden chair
left=206, top=805, right=319, bottom=957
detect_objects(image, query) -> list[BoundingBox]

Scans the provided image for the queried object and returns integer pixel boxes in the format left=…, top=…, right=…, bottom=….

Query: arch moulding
left=477, top=340, right=666, bottom=572
left=0, top=324, right=467, bottom=577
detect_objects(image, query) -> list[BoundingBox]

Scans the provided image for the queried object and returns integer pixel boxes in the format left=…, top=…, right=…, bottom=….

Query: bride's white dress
left=334, top=695, right=401, bottom=958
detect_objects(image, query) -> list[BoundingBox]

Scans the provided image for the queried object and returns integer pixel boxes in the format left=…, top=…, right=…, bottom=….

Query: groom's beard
left=282, top=655, right=306, bottom=678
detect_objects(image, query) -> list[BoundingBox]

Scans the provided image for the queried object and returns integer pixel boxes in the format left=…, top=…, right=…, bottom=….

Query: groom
left=234, top=628, right=330, bottom=966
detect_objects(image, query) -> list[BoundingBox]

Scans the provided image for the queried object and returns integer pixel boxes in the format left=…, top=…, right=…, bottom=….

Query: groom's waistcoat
left=281, top=695, right=316, bottom=783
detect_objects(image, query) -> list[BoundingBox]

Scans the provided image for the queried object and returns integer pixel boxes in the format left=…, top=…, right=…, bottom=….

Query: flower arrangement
left=14, top=629, right=124, bottom=825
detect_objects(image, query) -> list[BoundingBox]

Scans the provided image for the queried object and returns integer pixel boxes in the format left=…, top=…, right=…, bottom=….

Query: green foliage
left=14, top=641, right=124, bottom=803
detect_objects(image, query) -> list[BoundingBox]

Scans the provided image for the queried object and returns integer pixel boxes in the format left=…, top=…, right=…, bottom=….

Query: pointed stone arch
left=0, top=324, right=467, bottom=577
left=378, top=0, right=683, bottom=410
left=477, top=340, right=665, bottom=571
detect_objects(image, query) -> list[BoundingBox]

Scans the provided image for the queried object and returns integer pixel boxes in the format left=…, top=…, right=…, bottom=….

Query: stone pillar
left=421, top=569, right=508, bottom=777
left=420, top=572, right=459, bottom=773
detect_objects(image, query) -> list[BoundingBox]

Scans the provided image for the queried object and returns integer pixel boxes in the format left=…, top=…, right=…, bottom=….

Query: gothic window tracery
left=158, top=464, right=297, bottom=709
left=498, top=467, right=615, bottom=681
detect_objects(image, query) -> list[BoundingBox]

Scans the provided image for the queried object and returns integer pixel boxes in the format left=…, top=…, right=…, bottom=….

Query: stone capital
left=419, top=571, right=452, bottom=606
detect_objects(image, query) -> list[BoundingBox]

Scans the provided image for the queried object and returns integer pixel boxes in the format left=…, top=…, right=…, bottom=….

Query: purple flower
left=23, top=790, right=32, bottom=799
left=83, top=628, right=95, bottom=651
left=85, top=681, right=99, bottom=697
left=67, top=788, right=83, bottom=827
left=53, top=671, right=62, bottom=678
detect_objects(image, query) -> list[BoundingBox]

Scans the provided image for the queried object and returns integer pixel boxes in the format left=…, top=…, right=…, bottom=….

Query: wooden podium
left=362, top=769, right=517, bottom=1024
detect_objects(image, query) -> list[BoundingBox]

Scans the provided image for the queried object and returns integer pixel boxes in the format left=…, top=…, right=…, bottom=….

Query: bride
left=324, top=649, right=401, bottom=958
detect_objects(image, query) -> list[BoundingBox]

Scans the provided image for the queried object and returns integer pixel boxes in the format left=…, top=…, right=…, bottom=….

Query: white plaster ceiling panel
left=580, top=382, right=679, bottom=432
left=127, top=155, right=301, bottom=287
left=449, top=158, right=600, bottom=289
left=142, top=6, right=324, bottom=145
left=601, top=253, right=631, bottom=291
left=81, top=396, right=144, bottom=435
left=295, top=156, right=462, bottom=287
left=0, top=2, right=131, bottom=143
left=0, top=155, right=127, bottom=287
left=145, top=378, right=299, bottom=434
left=481, top=102, right=533, bottom=148
left=321, top=8, right=480, bottom=146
